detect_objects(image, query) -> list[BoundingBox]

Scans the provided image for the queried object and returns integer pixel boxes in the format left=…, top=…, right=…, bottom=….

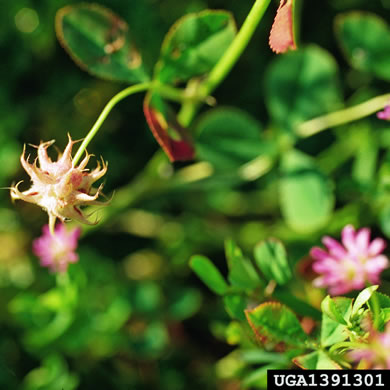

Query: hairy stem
left=297, top=93, right=390, bottom=138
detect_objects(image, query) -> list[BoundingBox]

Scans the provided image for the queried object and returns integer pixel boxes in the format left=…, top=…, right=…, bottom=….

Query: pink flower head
left=310, top=225, right=389, bottom=295
left=10, top=135, right=108, bottom=233
left=33, top=223, right=81, bottom=273
left=349, top=322, right=390, bottom=369
left=377, top=105, right=390, bottom=121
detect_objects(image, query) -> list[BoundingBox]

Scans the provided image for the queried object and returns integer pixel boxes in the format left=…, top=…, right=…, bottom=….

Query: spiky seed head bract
left=11, top=135, right=108, bottom=233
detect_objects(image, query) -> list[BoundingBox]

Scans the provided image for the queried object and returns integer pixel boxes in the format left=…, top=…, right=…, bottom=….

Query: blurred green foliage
left=2, top=0, right=390, bottom=389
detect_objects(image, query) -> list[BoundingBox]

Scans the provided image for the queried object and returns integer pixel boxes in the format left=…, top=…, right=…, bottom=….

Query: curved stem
left=297, top=93, right=390, bottom=138
left=73, top=82, right=152, bottom=165
left=73, top=81, right=195, bottom=165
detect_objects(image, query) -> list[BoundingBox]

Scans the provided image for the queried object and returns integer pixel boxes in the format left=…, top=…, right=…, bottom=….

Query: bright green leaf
left=335, top=12, right=390, bottom=80
left=266, top=45, right=342, bottom=134
left=376, top=292, right=390, bottom=309
left=240, top=349, right=289, bottom=365
left=294, top=351, right=341, bottom=369
left=321, top=297, right=352, bottom=347
left=155, top=10, right=236, bottom=84
left=56, top=4, right=149, bottom=82
left=379, top=204, right=390, bottom=239
left=253, top=238, right=291, bottom=285
left=279, top=149, right=334, bottom=232
left=352, top=285, right=378, bottom=318
left=321, top=295, right=347, bottom=325
left=190, top=255, right=229, bottom=295
left=245, top=302, right=308, bottom=346
left=381, top=308, right=390, bottom=323
left=225, top=321, right=242, bottom=345
left=225, top=239, right=262, bottom=290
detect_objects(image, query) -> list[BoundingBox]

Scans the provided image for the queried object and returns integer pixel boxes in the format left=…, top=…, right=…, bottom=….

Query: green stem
left=297, top=93, right=390, bottom=138
left=178, top=0, right=272, bottom=126
left=56, top=271, right=70, bottom=287
left=204, top=0, right=271, bottom=95
left=77, top=0, right=273, bottom=225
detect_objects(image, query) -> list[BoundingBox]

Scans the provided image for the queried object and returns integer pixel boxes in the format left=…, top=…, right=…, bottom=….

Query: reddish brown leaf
left=269, top=0, right=297, bottom=54
left=143, top=92, right=195, bottom=162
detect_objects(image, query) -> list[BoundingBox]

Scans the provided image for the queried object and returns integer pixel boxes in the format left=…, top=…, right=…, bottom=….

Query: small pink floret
left=33, top=223, right=81, bottom=273
left=377, top=105, right=390, bottom=121
left=349, top=322, right=390, bottom=369
left=310, top=225, right=389, bottom=295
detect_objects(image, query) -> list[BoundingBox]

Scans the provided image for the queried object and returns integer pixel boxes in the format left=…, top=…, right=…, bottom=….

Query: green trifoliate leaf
left=279, top=150, right=334, bottom=233
left=321, top=295, right=348, bottom=325
left=321, top=297, right=352, bottom=347
left=335, top=12, right=390, bottom=80
left=253, top=238, right=291, bottom=285
left=245, top=302, right=308, bottom=347
left=56, top=3, right=149, bottom=83
left=155, top=10, right=236, bottom=84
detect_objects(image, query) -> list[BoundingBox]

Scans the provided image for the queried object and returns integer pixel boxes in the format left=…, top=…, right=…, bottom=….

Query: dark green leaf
left=196, top=107, right=270, bottom=171
left=169, top=288, right=202, bottom=320
left=279, top=150, right=334, bottom=232
left=253, top=238, right=291, bottom=285
left=335, top=12, right=390, bottom=80
left=242, top=363, right=284, bottom=388
left=266, top=45, right=342, bottom=134
left=273, top=289, right=321, bottom=320
left=352, top=122, right=378, bottom=184
left=245, top=302, right=308, bottom=346
left=223, top=294, right=247, bottom=321
left=56, top=3, right=149, bottom=82
left=190, top=255, right=229, bottom=295
left=155, top=10, right=236, bottom=84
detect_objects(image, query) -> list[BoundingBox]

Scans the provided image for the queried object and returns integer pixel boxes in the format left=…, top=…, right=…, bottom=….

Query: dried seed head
left=11, top=135, right=108, bottom=233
